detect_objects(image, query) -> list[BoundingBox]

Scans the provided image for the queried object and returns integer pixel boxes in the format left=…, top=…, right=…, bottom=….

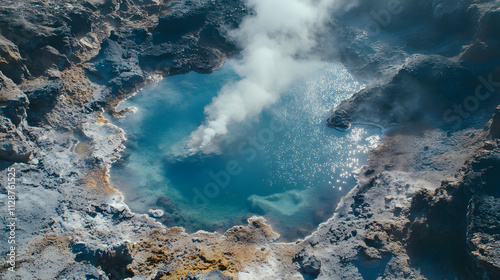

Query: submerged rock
left=148, top=209, right=164, bottom=219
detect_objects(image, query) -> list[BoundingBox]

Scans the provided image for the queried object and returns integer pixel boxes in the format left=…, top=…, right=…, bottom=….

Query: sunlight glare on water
left=110, top=60, right=380, bottom=241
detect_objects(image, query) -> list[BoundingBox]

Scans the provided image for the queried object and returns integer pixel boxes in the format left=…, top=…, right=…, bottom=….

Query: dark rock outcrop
left=326, top=109, right=352, bottom=131
left=324, top=1, right=500, bottom=279
left=72, top=241, right=134, bottom=279
left=293, top=249, right=322, bottom=275
left=0, top=72, right=33, bottom=162
left=0, top=34, right=29, bottom=83
left=328, top=55, right=489, bottom=130
left=488, top=106, right=500, bottom=139
left=406, top=132, right=500, bottom=279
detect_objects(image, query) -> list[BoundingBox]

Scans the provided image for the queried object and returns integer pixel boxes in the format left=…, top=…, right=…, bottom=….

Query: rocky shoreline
left=0, top=0, right=499, bottom=279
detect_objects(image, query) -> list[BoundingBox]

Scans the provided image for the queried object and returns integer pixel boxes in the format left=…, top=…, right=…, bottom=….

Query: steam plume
left=188, top=0, right=335, bottom=153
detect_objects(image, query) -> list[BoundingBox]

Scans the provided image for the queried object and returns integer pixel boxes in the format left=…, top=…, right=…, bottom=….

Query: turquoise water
left=110, top=61, right=380, bottom=240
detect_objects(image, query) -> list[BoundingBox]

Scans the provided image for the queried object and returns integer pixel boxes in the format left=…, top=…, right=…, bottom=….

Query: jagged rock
left=406, top=139, right=500, bottom=279
left=0, top=34, right=28, bottom=83
left=0, top=71, right=28, bottom=125
left=23, top=80, right=63, bottom=126
left=72, top=241, right=134, bottom=279
left=0, top=72, right=33, bottom=162
left=465, top=149, right=500, bottom=278
left=0, top=132, right=33, bottom=163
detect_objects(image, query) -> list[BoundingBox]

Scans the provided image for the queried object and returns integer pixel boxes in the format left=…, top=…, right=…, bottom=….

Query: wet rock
left=108, top=71, right=146, bottom=93
left=113, top=106, right=138, bottom=118
left=326, top=109, right=352, bottom=131
left=460, top=41, right=500, bottom=65
left=465, top=148, right=500, bottom=278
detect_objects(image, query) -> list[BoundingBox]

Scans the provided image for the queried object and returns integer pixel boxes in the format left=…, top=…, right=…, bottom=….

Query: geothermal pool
left=111, top=61, right=380, bottom=240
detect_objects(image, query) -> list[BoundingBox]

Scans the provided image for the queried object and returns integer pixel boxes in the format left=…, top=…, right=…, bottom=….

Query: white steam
left=187, top=0, right=336, bottom=153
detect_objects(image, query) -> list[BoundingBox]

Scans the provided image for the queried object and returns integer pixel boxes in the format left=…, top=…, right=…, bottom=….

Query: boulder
left=293, top=249, right=321, bottom=275
left=327, top=109, right=352, bottom=131
left=0, top=34, right=28, bottom=83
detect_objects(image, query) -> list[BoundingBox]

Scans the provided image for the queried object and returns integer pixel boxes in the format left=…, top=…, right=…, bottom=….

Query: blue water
left=110, top=61, right=380, bottom=240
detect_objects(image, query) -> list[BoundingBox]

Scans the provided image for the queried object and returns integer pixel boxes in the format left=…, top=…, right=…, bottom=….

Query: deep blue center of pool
left=111, top=62, right=380, bottom=240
